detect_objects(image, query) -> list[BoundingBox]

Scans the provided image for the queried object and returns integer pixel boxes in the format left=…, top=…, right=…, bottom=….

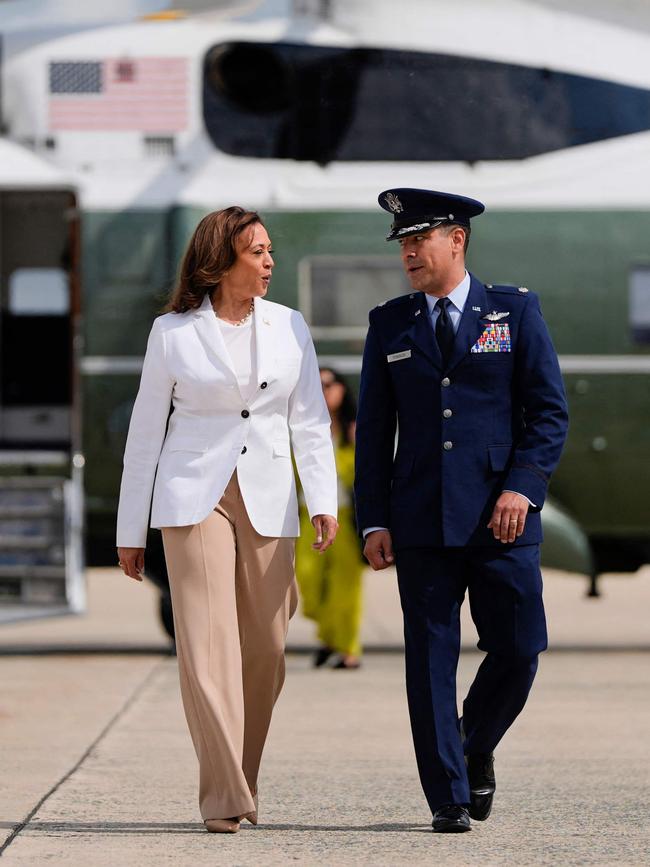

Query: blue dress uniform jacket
left=354, top=273, right=568, bottom=549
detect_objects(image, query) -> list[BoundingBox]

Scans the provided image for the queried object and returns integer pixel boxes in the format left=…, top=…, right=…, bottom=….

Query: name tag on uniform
left=471, top=323, right=511, bottom=353
left=387, top=350, right=412, bottom=363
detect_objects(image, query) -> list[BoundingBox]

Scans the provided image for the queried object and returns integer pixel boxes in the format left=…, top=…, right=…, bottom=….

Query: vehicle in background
left=2, top=0, right=650, bottom=631
left=0, top=140, right=84, bottom=623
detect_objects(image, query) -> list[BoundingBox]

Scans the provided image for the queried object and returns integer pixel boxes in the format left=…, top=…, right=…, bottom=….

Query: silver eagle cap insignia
left=483, top=310, right=510, bottom=322
left=385, top=192, right=404, bottom=213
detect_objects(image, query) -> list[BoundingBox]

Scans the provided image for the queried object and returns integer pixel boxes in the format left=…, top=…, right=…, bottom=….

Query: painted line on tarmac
left=0, top=658, right=167, bottom=856
left=0, top=644, right=174, bottom=656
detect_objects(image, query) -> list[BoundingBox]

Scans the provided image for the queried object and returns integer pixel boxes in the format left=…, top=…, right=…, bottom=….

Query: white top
left=216, top=315, right=257, bottom=402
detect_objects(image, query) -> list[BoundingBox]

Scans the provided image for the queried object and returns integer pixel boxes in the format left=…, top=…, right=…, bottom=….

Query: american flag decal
left=48, top=58, right=188, bottom=132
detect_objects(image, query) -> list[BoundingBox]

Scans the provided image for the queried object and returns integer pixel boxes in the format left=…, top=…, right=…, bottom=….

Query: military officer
left=354, top=188, right=568, bottom=833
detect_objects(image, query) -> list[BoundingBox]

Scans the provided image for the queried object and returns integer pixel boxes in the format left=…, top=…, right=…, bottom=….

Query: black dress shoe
left=431, top=805, right=471, bottom=833
left=313, top=645, right=334, bottom=667
left=466, top=752, right=496, bottom=821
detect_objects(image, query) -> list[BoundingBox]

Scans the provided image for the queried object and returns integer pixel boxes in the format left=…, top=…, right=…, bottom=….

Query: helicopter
left=2, top=0, right=650, bottom=631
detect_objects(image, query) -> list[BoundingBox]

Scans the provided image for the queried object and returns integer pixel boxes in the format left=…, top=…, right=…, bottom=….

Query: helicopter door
left=0, top=189, right=84, bottom=621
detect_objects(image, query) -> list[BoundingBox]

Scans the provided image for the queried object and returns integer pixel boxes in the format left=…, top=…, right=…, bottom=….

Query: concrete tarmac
left=1, top=566, right=650, bottom=864
left=1, top=651, right=649, bottom=865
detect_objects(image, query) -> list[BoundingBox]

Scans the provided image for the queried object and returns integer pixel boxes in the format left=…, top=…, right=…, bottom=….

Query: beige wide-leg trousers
left=161, top=471, right=298, bottom=822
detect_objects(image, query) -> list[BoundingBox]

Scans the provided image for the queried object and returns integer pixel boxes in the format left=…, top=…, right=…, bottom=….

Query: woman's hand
left=117, top=547, right=145, bottom=582
left=311, top=515, right=338, bottom=553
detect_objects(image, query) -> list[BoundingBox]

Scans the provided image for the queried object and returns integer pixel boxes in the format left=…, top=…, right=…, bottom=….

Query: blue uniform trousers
left=396, top=544, right=548, bottom=812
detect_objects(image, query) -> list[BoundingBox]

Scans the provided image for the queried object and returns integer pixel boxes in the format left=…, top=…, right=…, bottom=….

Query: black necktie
left=435, top=297, right=455, bottom=365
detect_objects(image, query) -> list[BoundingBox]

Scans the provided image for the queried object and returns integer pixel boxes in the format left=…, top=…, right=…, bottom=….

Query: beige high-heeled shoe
left=240, top=790, right=258, bottom=826
left=204, top=817, right=240, bottom=834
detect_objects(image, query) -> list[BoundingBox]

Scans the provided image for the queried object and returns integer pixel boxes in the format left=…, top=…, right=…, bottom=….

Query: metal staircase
left=0, top=475, right=84, bottom=621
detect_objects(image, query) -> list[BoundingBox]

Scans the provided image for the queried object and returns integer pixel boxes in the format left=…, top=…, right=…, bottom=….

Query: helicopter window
left=298, top=256, right=408, bottom=339
left=629, top=265, right=650, bottom=344
left=8, top=269, right=69, bottom=316
left=203, top=42, right=650, bottom=164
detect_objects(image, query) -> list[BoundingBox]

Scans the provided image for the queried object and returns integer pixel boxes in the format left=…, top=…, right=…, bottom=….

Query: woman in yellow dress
left=296, top=367, right=365, bottom=669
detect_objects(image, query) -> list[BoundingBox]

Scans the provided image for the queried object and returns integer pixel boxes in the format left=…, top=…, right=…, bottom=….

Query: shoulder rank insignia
left=483, top=310, right=509, bottom=322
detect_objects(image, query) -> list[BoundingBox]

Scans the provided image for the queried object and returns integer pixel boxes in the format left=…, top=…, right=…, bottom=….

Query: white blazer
left=116, top=294, right=338, bottom=548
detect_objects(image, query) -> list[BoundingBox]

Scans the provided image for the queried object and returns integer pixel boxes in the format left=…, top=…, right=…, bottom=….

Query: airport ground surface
left=1, top=566, right=650, bottom=865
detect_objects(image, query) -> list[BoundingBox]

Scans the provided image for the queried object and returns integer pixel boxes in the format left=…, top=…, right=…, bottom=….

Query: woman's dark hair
left=320, top=367, right=357, bottom=446
left=165, top=206, right=264, bottom=313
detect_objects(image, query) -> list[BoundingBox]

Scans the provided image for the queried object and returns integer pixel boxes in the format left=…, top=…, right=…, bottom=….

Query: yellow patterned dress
left=295, top=441, right=364, bottom=658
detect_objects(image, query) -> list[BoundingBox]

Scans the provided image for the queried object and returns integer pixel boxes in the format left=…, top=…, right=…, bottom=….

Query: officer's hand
left=312, top=514, right=339, bottom=553
left=117, top=547, right=145, bottom=582
left=364, top=529, right=395, bottom=570
left=488, top=492, right=530, bottom=544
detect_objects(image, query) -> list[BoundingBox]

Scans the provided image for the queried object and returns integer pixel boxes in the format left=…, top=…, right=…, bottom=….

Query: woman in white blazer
left=116, top=207, right=338, bottom=834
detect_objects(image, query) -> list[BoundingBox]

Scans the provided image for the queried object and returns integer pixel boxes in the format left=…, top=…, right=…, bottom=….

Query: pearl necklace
left=216, top=299, right=254, bottom=326
left=236, top=299, right=255, bottom=326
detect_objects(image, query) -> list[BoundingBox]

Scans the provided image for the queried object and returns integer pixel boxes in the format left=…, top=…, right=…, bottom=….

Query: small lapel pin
left=415, top=309, right=421, bottom=317
left=472, top=306, right=481, bottom=312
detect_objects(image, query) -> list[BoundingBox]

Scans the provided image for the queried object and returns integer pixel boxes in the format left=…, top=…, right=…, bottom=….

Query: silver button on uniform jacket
left=116, top=295, right=338, bottom=548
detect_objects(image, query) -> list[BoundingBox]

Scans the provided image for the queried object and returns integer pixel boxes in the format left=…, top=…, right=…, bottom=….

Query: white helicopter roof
left=0, top=138, right=75, bottom=189
left=5, top=0, right=650, bottom=210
